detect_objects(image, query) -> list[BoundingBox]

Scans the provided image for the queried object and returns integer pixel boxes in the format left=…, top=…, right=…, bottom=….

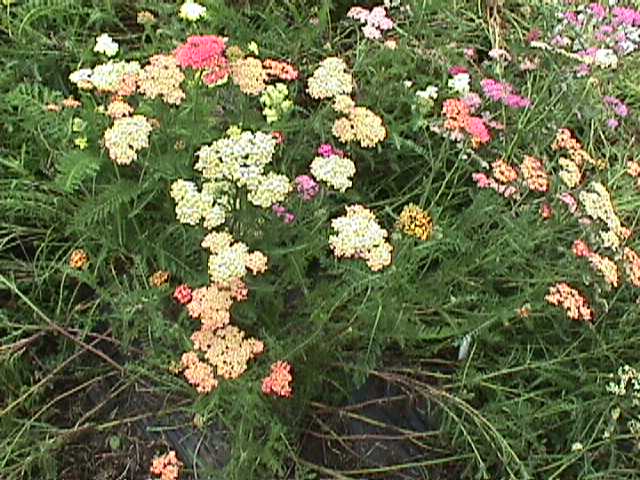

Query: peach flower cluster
left=552, top=128, right=604, bottom=187
left=261, top=361, right=293, bottom=398
left=230, top=56, right=267, bottom=95
left=138, top=54, right=186, bottom=105
left=332, top=105, right=386, bottom=148
left=149, top=270, right=171, bottom=288
left=520, top=155, right=550, bottom=192
left=623, top=247, right=640, bottom=287
left=472, top=158, right=520, bottom=198
left=545, top=282, right=593, bottom=322
left=150, top=451, right=182, bottom=480
left=69, top=249, right=89, bottom=269
left=571, top=240, right=619, bottom=287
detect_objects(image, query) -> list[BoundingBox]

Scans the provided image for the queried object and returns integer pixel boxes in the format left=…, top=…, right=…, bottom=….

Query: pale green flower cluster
left=247, top=172, right=292, bottom=208
left=103, top=115, right=152, bottom=165
left=194, top=128, right=291, bottom=209
left=604, top=365, right=640, bottom=445
left=309, top=154, right=356, bottom=192
left=69, top=61, right=141, bottom=93
left=329, top=204, right=393, bottom=271
left=170, top=180, right=229, bottom=228
left=306, top=57, right=353, bottom=100
left=260, top=83, right=293, bottom=123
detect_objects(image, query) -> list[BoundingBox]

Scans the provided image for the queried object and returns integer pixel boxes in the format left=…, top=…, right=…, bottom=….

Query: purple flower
left=589, top=3, right=608, bottom=20
left=603, top=96, right=629, bottom=117
left=607, top=118, right=620, bottom=129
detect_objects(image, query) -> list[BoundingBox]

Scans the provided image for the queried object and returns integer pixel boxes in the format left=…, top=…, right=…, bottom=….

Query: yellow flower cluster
left=202, top=231, right=268, bottom=284
left=103, top=115, right=153, bottom=165
left=247, top=172, right=292, bottom=208
left=307, top=57, right=353, bottom=99
left=169, top=179, right=227, bottom=228
left=309, top=154, right=356, bottom=192
left=332, top=94, right=355, bottom=114
left=329, top=204, right=393, bottom=271
left=558, top=157, right=582, bottom=188
left=552, top=128, right=605, bottom=170
left=579, top=182, right=629, bottom=250
left=149, top=270, right=171, bottom=287
left=138, top=54, right=186, bottom=105
left=332, top=106, right=386, bottom=148
left=230, top=57, right=267, bottom=96
left=397, top=204, right=433, bottom=241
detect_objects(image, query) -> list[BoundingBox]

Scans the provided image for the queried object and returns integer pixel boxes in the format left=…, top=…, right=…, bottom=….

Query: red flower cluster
left=174, top=35, right=230, bottom=85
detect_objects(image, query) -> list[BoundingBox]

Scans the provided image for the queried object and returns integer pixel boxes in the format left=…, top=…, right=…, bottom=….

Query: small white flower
left=571, top=442, right=584, bottom=452
left=179, top=1, right=207, bottom=22
left=416, top=85, right=438, bottom=101
left=448, top=73, right=470, bottom=95
left=93, top=33, right=118, bottom=57
left=594, top=48, right=618, bottom=69
left=69, top=68, right=93, bottom=85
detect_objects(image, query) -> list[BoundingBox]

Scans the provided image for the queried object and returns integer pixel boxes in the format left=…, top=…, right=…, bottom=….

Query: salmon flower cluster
left=150, top=450, right=182, bottom=480
left=261, top=361, right=293, bottom=398
left=329, top=205, right=393, bottom=271
left=545, top=282, right=593, bottom=322
left=441, top=98, right=491, bottom=147
left=69, top=249, right=89, bottom=270
left=571, top=240, right=619, bottom=287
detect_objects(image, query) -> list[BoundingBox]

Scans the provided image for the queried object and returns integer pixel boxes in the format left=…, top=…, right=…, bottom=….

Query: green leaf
left=54, top=150, right=101, bottom=193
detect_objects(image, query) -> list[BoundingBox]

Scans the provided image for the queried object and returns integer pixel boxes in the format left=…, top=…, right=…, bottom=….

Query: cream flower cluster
left=329, top=205, right=393, bottom=271
left=579, top=182, right=629, bottom=250
left=309, top=154, right=356, bottom=192
left=179, top=1, right=206, bottom=21
left=307, top=57, right=353, bottom=100
left=202, top=231, right=268, bottom=284
left=69, top=61, right=141, bottom=93
left=169, top=180, right=229, bottom=229
left=194, top=128, right=291, bottom=209
left=103, top=115, right=152, bottom=165
left=332, top=106, right=386, bottom=148
left=138, top=54, right=186, bottom=105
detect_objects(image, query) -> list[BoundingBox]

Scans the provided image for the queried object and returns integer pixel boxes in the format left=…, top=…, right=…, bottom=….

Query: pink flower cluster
left=472, top=172, right=518, bottom=198
left=317, top=143, right=344, bottom=158
left=261, top=360, right=293, bottom=398
left=295, top=175, right=320, bottom=201
left=347, top=6, right=394, bottom=40
left=480, top=79, right=531, bottom=109
left=174, top=35, right=229, bottom=85
left=272, top=204, right=295, bottom=224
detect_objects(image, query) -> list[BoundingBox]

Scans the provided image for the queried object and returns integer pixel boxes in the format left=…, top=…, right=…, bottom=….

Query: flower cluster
left=69, top=249, right=89, bottom=270
left=604, top=364, right=640, bottom=445
left=623, top=247, right=640, bottom=287
left=579, top=181, right=629, bottom=250
left=103, top=115, right=153, bottom=165
left=397, top=204, right=433, bottom=241
left=347, top=5, right=395, bottom=40
left=294, top=174, right=319, bottom=201
left=552, top=128, right=605, bottom=173
left=520, top=155, right=550, bottom=192
left=272, top=204, right=295, bottom=224
left=94, top=33, right=118, bottom=57
left=309, top=153, right=356, bottom=192
left=174, top=35, right=229, bottom=86
left=149, top=270, right=171, bottom=288
left=480, top=79, right=531, bottom=109
left=262, top=361, right=293, bottom=398
left=106, top=97, right=133, bottom=119
left=307, top=57, right=353, bottom=100
left=230, top=56, right=267, bottom=95
left=329, top=205, right=393, bottom=271
left=69, top=60, right=141, bottom=93
left=603, top=95, right=629, bottom=129
left=150, top=451, right=182, bottom=480
left=179, top=1, right=206, bottom=22
left=542, top=3, right=640, bottom=75
left=441, top=98, right=491, bottom=147
left=202, top=231, right=268, bottom=284
left=263, top=59, right=299, bottom=81
left=169, top=179, right=228, bottom=229
left=260, top=83, right=293, bottom=123
left=332, top=105, right=386, bottom=148
left=247, top=172, right=293, bottom=208
left=545, top=282, right=593, bottom=322
left=571, top=240, right=619, bottom=287
left=138, top=54, right=186, bottom=105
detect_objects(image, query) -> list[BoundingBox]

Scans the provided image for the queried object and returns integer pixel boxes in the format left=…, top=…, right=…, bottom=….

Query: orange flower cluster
left=69, top=249, right=89, bottom=269
left=45, top=96, right=82, bottom=112
left=263, top=59, right=298, bottom=81
left=149, top=270, right=171, bottom=288
left=520, top=155, right=550, bottom=192
left=150, top=450, right=182, bottom=480
left=545, top=282, right=593, bottom=322
left=442, top=98, right=491, bottom=148
left=623, top=247, right=640, bottom=287
left=627, top=160, right=640, bottom=188
left=178, top=280, right=263, bottom=393
left=397, top=203, right=433, bottom=241
left=261, top=360, right=293, bottom=398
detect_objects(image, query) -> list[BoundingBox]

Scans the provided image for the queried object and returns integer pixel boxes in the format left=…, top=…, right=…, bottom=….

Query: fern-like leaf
left=54, top=151, right=101, bottom=193
left=70, top=180, right=144, bottom=231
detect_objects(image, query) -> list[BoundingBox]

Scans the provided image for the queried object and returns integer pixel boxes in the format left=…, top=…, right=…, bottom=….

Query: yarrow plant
left=347, top=5, right=395, bottom=40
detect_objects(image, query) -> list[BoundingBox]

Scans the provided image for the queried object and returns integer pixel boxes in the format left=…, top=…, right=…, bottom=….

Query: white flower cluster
left=179, top=1, right=207, bottom=22
left=69, top=61, right=141, bottom=92
left=170, top=179, right=230, bottom=229
left=94, top=33, right=119, bottom=57
left=202, top=231, right=268, bottom=284
left=309, top=154, right=356, bottom=192
left=329, top=205, right=393, bottom=271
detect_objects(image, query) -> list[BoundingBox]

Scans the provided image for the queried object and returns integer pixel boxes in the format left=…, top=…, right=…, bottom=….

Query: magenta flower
left=317, top=144, right=334, bottom=157
left=612, top=7, right=640, bottom=27
left=607, top=118, right=619, bottom=129
left=481, top=79, right=530, bottom=109
left=589, top=3, right=608, bottom=20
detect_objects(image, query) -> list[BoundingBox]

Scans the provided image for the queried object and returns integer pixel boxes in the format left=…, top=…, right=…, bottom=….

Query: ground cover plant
left=3, top=0, right=640, bottom=478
